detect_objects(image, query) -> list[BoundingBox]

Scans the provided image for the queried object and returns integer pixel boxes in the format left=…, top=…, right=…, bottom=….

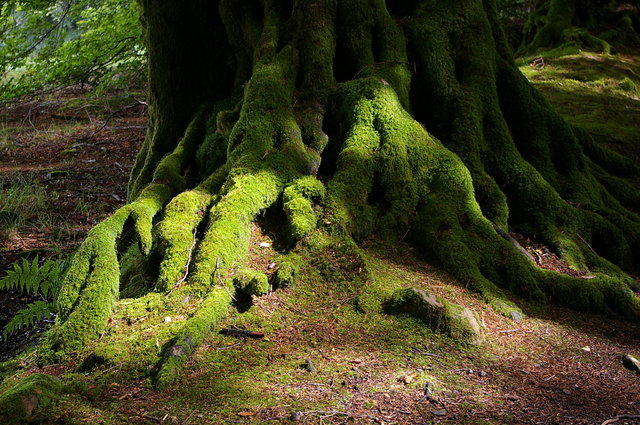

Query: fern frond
left=3, top=301, right=55, bottom=340
left=0, top=256, right=65, bottom=298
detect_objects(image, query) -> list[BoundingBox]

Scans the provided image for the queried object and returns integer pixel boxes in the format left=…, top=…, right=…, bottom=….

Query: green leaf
left=3, top=300, right=55, bottom=340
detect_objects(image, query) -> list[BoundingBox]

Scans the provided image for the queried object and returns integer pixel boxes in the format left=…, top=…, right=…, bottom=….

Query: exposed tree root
left=25, top=0, right=640, bottom=391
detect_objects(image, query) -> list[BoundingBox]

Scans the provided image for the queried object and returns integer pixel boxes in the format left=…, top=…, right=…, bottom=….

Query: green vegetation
left=0, top=257, right=67, bottom=339
left=0, top=373, right=62, bottom=423
left=0, top=174, right=50, bottom=237
left=1, top=1, right=640, bottom=423
left=518, top=0, right=640, bottom=55
left=0, top=0, right=143, bottom=101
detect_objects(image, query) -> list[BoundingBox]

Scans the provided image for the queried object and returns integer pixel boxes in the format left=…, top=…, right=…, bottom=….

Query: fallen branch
left=219, top=328, right=265, bottom=339
left=170, top=227, right=198, bottom=292
left=577, top=233, right=598, bottom=256
left=492, top=223, right=536, bottom=263
left=601, top=415, right=640, bottom=425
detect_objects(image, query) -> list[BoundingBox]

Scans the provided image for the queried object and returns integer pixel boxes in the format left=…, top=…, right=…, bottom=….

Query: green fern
left=3, top=301, right=56, bottom=339
left=0, top=256, right=69, bottom=339
left=0, top=257, right=65, bottom=298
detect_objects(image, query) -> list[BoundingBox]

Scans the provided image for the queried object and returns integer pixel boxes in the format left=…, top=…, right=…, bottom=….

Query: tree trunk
left=520, top=0, right=640, bottom=54
left=40, top=0, right=640, bottom=388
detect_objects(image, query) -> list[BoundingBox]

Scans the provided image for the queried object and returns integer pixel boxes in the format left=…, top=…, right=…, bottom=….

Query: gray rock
left=302, top=358, right=317, bottom=373
left=510, top=311, right=524, bottom=322
left=385, top=288, right=485, bottom=345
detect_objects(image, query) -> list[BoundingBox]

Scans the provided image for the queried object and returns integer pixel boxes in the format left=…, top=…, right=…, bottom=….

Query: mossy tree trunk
left=42, top=0, right=640, bottom=387
left=520, top=0, right=640, bottom=54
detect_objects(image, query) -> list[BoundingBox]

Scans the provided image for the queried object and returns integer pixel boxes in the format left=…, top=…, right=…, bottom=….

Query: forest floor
left=1, top=52, right=640, bottom=425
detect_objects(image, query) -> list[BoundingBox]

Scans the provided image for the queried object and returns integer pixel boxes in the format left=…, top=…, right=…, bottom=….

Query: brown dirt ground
left=1, top=91, right=640, bottom=425
left=0, top=87, right=145, bottom=360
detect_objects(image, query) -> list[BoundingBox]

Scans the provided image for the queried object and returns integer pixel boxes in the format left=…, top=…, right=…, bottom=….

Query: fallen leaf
left=401, top=373, right=416, bottom=384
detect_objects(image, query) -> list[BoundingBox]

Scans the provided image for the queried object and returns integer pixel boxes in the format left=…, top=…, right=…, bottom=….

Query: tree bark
left=39, top=0, right=640, bottom=388
left=520, top=0, right=640, bottom=54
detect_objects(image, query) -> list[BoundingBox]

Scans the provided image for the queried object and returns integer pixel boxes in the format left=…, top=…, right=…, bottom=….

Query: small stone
left=510, top=311, right=524, bottom=322
left=432, top=409, right=447, bottom=417
left=479, top=371, right=487, bottom=377
left=622, top=354, right=640, bottom=372
left=506, top=394, right=520, bottom=401
left=290, top=412, right=303, bottom=421
left=166, top=345, right=187, bottom=358
left=164, top=316, right=172, bottom=323
left=259, top=242, right=271, bottom=248
left=581, top=346, right=591, bottom=352
left=267, top=262, right=276, bottom=269
left=302, top=358, right=317, bottom=373
left=562, top=389, right=571, bottom=395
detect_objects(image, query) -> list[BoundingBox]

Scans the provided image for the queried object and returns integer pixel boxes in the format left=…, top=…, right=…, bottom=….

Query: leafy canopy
left=0, top=0, right=143, bottom=101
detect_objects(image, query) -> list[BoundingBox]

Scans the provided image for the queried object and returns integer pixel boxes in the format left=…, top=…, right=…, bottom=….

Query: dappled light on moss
left=4, top=1, right=639, bottom=412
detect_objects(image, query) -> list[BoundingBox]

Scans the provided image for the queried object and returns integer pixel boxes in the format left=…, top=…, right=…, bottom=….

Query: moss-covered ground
left=519, top=52, right=640, bottom=160
left=1, top=52, right=640, bottom=424
left=2, top=228, right=640, bottom=424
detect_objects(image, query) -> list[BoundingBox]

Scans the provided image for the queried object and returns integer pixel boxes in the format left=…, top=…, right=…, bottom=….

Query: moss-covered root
left=154, top=284, right=234, bottom=389
left=283, top=176, right=326, bottom=240
left=0, top=373, right=62, bottom=423
left=45, top=185, right=170, bottom=359
left=187, top=169, right=285, bottom=294
left=386, top=288, right=485, bottom=346
left=328, top=79, right=522, bottom=316
left=274, top=252, right=303, bottom=288
left=233, top=268, right=270, bottom=296
left=43, top=111, right=210, bottom=359
left=154, top=189, right=213, bottom=292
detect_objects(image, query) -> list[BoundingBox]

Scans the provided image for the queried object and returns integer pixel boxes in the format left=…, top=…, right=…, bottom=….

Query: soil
left=0, top=86, right=145, bottom=360
left=1, top=87, right=640, bottom=425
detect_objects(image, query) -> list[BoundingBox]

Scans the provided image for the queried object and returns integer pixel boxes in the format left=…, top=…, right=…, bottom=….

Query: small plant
left=0, top=174, right=49, bottom=237
left=0, top=256, right=68, bottom=339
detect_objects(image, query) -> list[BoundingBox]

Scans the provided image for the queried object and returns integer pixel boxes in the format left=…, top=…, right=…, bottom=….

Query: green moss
left=119, top=244, right=153, bottom=298
left=385, top=288, right=485, bottom=346
left=155, top=284, right=234, bottom=389
left=233, top=268, right=269, bottom=296
left=356, top=251, right=401, bottom=314
left=328, top=78, right=525, bottom=316
left=196, top=132, right=228, bottom=178
left=189, top=169, right=284, bottom=294
left=283, top=176, right=326, bottom=240
left=540, top=271, right=640, bottom=316
left=618, top=77, right=637, bottom=93
left=150, top=108, right=211, bottom=193
left=0, top=373, right=62, bottom=423
left=79, top=343, right=130, bottom=371
left=154, top=189, right=212, bottom=292
left=273, top=252, right=302, bottom=288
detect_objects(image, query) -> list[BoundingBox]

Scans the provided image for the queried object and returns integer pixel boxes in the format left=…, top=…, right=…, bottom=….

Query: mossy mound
left=385, top=288, right=486, bottom=346
left=0, top=373, right=62, bottom=423
left=233, top=268, right=270, bottom=296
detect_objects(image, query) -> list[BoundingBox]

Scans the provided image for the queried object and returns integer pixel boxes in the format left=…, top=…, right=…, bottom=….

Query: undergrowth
left=0, top=174, right=51, bottom=238
left=0, top=256, right=68, bottom=339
